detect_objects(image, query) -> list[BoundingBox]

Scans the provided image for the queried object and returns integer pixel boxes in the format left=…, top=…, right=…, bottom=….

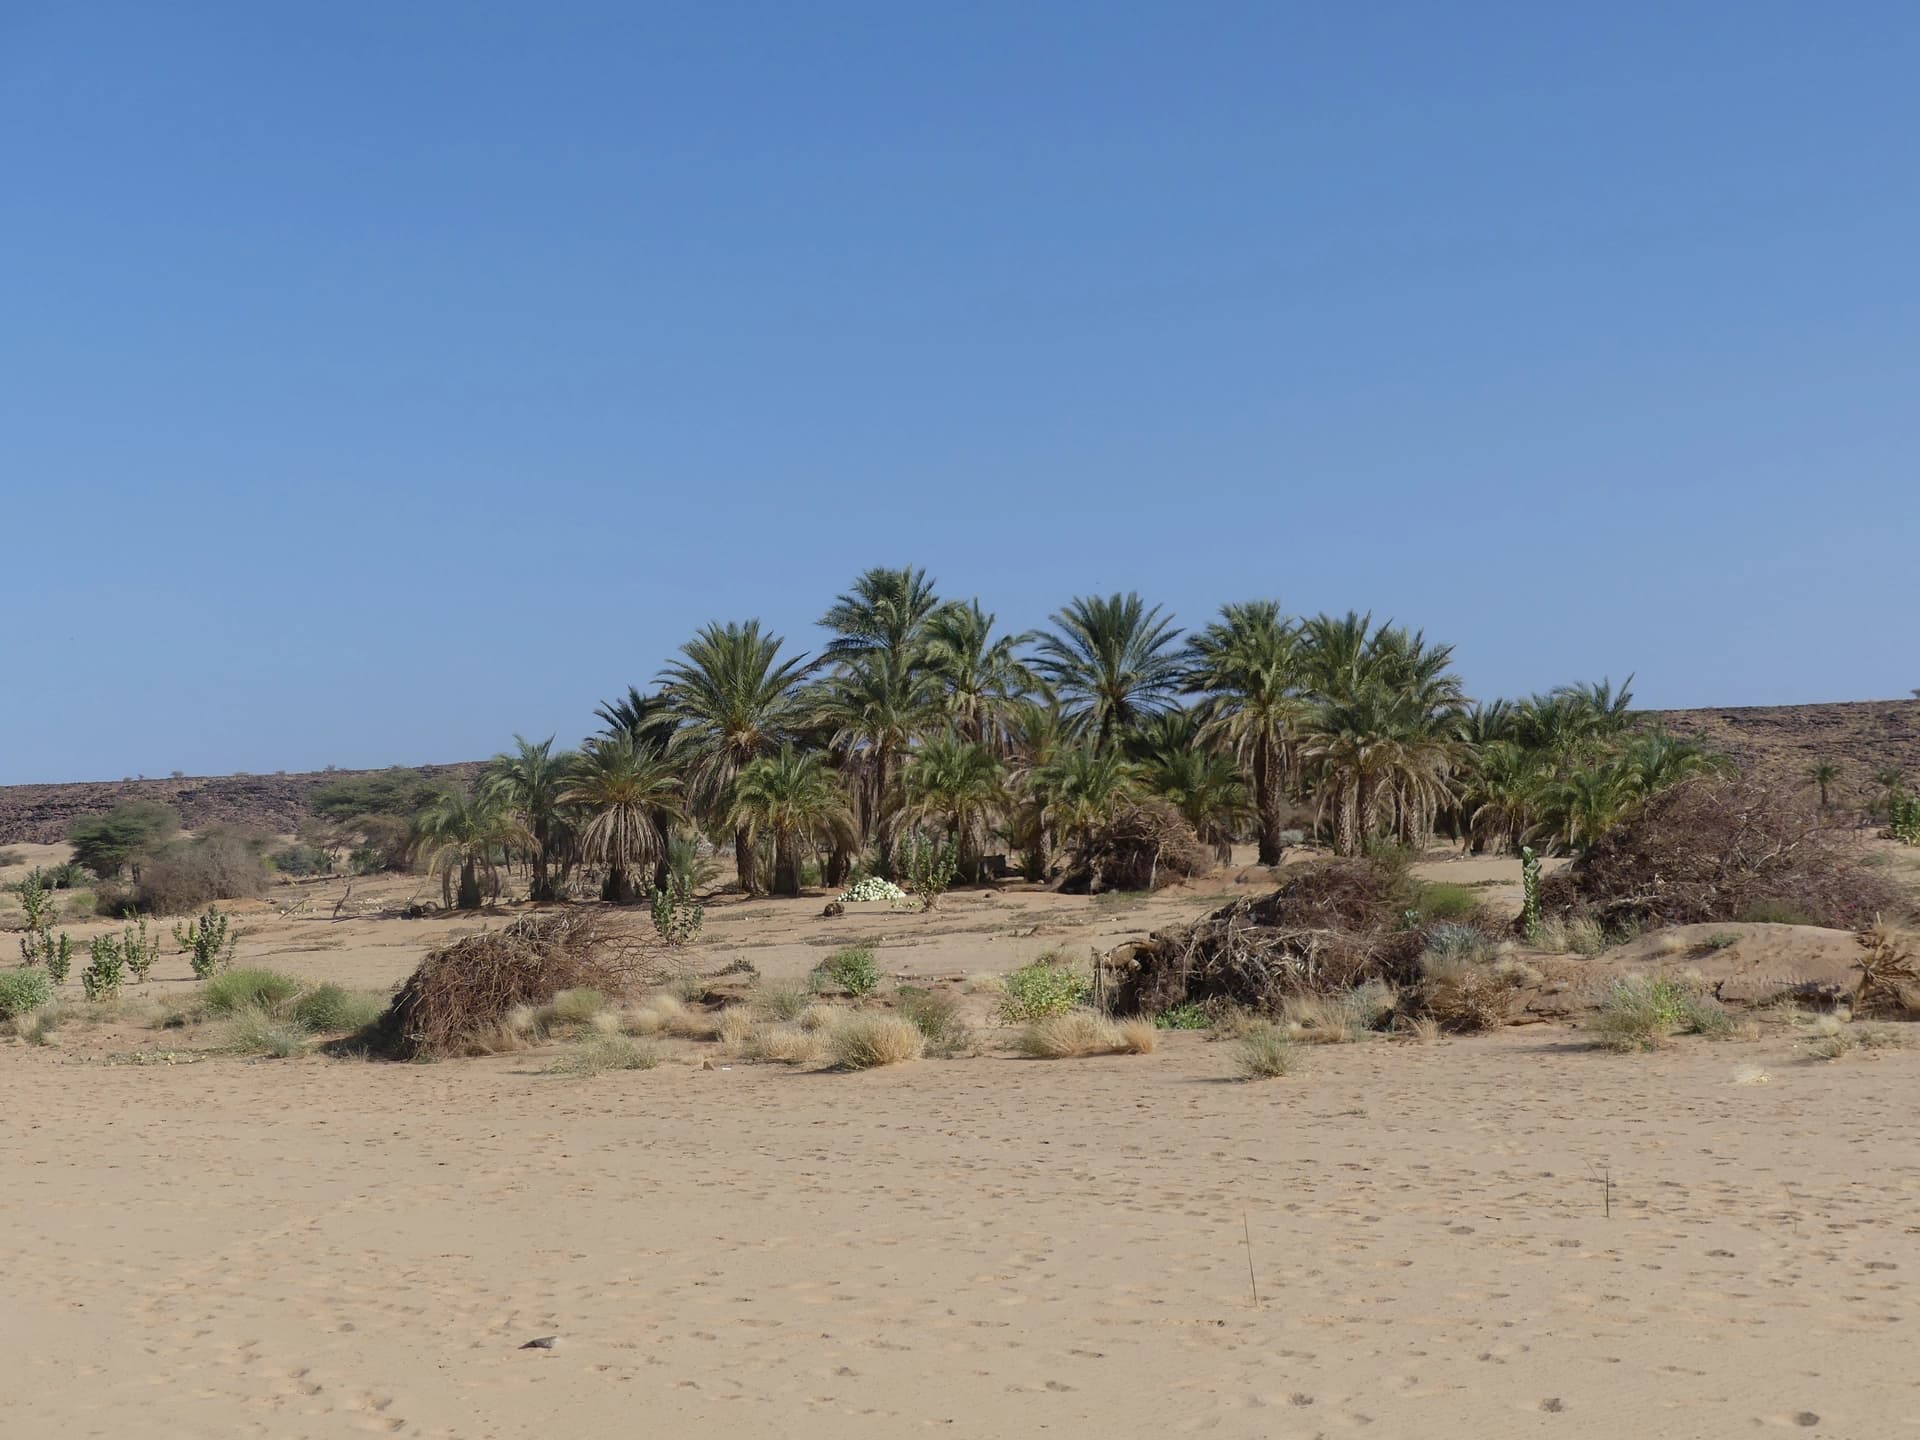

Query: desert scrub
left=82, top=935, right=127, bottom=1000
left=540, top=988, right=609, bottom=1027
left=202, top=968, right=304, bottom=1015
left=0, top=967, right=54, bottom=1019
left=548, top=1034, right=660, bottom=1075
left=221, top=1006, right=309, bottom=1059
left=815, top=946, right=882, bottom=996
left=173, top=906, right=238, bottom=978
left=1014, top=1010, right=1156, bottom=1058
left=1590, top=975, right=1732, bottom=1052
left=289, top=984, right=386, bottom=1033
left=1536, top=916, right=1607, bottom=956
left=1800, top=1014, right=1910, bottom=1061
left=1153, top=1002, right=1212, bottom=1030
left=1424, top=922, right=1497, bottom=965
left=827, top=1012, right=925, bottom=1068
left=1281, top=982, right=1394, bottom=1042
left=894, top=986, right=973, bottom=1057
left=997, top=956, right=1091, bottom=1023
left=1420, top=953, right=1519, bottom=1033
left=1413, top=882, right=1480, bottom=923
left=750, top=978, right=815, bottom=1022
left=1235, top=1023, right=1303, bottom=1079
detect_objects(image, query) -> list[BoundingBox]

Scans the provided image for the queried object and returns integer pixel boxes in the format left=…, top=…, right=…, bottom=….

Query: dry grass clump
left=1546, top=776, right=1903, bottom=931
left=826, top=1012, right=925, bottom=1069
left=1419, top=956, right=1519, bottom=1033
left=1534, top=916, right=1608, bottom=956
left=894, top=987, right=974, bottom=1057
left=749, top=978, right=815, bottom=1022
left=361, top=912, right=655, bottom=1060
left=1014, top=1008, right=1157, bottom=1058
left=716, top=1008, right=759, bottom=1054
left=1235, top=1023, right=1303, bottom=1079
left=754, top=1024, right=827, bottom=1065
left=221, top=1006, right=309, bottom=1059
left=547, top=1033, right=660, bottom=1076
left=541, top=988, right=609, bottom=1027
left=1394, top=1014, right=1442, bottom=1045
left=1281, top=981, right=1394, bottom=1043
left=1114, top=1017, right=1158, bottom=1054
left=797, top=1001, right=840, bottom=1032
left=1799, top=1012, right=1911, bottom=1061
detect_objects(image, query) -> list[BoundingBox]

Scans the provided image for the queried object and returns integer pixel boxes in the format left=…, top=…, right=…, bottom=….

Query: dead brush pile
left=1852, top=922, right=1920, bottom=1019
left=356, top=911, right=662, bottom=1060
left=1542, top=776, right=1903, bottom=930
left=1061, top=800, right=1210, bottom=894
left=1104, top=856, right=1439, bottom=1015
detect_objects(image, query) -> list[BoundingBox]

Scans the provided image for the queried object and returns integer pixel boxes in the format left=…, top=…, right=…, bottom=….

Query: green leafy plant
left=173, top=906, right=238, bottom=979
left=289, top=984, right=386, bottom=1033
left=1519, top=846, right=1542, bottom=940
left=0, top=967, right=53, bottom=1019
left=202, top=968, right=304, bottom=1015
left=82, top=934, right=126, bottom=1000
left=816, top=946, right=882, bottom=996
left=119, top=919, right=160, bottom=983
left=649, top=878, right=706, bottom=946
left=18, top=920, right=74, bottom=983
left=997, top=957, right=1092, bottom=1023
left=1589, top=975, right=1730, bottom=1052
left=898, top=831, right=959, bottom=911
left=15, top=870, right=56, bottom=932
left=1154, top=1001, right=1212, bottom=1030
left=1891, top=792, right=1920, bottom=846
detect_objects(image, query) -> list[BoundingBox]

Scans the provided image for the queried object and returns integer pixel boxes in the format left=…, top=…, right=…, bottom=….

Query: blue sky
left=4, top=2, right=1916, bottom=784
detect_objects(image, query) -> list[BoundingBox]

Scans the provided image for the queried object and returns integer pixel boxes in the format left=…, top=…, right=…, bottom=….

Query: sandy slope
left=5, top=1029, right=1919, bottom=1438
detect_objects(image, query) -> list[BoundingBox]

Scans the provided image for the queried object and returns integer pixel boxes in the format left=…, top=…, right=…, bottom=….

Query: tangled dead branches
left=1853, top=922, right=1920, bottom=1019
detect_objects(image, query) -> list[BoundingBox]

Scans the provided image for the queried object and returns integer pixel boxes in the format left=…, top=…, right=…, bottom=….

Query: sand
left=5, top=845, right=1920, bottom=1436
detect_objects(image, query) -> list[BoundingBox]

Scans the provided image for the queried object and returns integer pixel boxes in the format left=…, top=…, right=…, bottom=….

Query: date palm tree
left=820, top=565, right=943, bottom=661
left=814, top=647, right=938, bottom=868
left=902, top=732, right=1006, bottom=881
left=658, top=621, right=812, bottom=894
left=411, top=786, right=525, bottom=910
left=482, top=735, right=577, bottom=902
left=1034, top=592, right=1183, bottom=750
left=922, top=600, right=1039, bottom=750
left=1184, top=600, right=1305, bottom=864
left=564, top=735, right=685, bottom=904
left=1032, top=744, right=1141, bottom=858
left=1806, top=760, right=1841, bottom=812
left=729, top=745, right=857, bottom=896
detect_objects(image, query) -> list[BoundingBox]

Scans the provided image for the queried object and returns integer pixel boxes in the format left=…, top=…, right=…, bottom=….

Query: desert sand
left=5, top=849, right=1920, bottom=1437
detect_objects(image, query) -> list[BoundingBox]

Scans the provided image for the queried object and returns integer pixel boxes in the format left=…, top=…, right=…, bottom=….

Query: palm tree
left=1003, top=699, right=1080, bottom=879
left=814, top=647, right=937, bottom=868
left=922, top=600, right=1039, bottom=749
left=1032, top=745, right=1141, bottom=857
left=411, top=786, right=524, bottom=910
left=594, top=686, right=680, bottom=751
left=729, top=745, right=856, bottom=896
left=1299, top=688, right=1460, bottom=856
left=658, top=621, right=813, bottom=894
left=1184, top=600, right=1305, bottom=864
left=820, top=565, right=942, bottom=661
left=1142, top=742, right=1250, bottom=865
left=1458, top=739, right=1549, bottom=854
left=482, top=735, right=577, bottom=902
left=564, top=735, right=685, bottom=904
left=1873, top=767, right=1908, bottom=820
left=902, top=733, right=1006, bottom=880
left=1806, top=760, right=1841, bottom=812
left=1034, top=593, right=1183, bottom=749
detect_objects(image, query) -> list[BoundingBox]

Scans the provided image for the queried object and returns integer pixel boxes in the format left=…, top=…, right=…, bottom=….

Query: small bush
left=136, top=831, right=271, bottom=914
left=1589, top=975, right=1729, bottom=1052
left=997, top=957, right=1091, bottom=1023
left=1281, top=983, right=1393, bottom=1042
left=1424, top=922, right=1497, bottom=965
left=827, top=1013, right=925, bottom=1068
left=894, top=987, right=972, bottom=1057
left=0, top=968, right=53, bottom=1019
left=1696, top=932, right=1743, bottom=954
left=1114, top=1017, right=1158, bottom=1053
left=1235, top=1023, right=1303, bottom=1079
left=1154, top=1001, right=1212, bottom=1030
left=81, top=935, right=126, bottom=1000
left=543, top=988, right=609, bottom=1027
left=548, top=1034, right=660, bottom=1075
left=1537, top=916, right=1607, bottom=956
left=13, top=1009, right=58, bottom=1045
left=750, top=978, right=815, bottom=1022
left=816, top=946, right=882, bottom=996
left=290, top=984, right=386, bottom=1033
left=1421, top=957, right=1518, bottom=1032
left=270, top=844, right=333, bottom=877
left=1415, top=883, right=1480, bottom=923
left=1016, top=1009, right=1125, bottom=1058
left=203, top=968, right=304, bottom=1016
left=173, top=906, right=239, bottom=978
left=222, top=1006, right=309, bottom=1058
left=754, top=1025, right=826, bottom=1065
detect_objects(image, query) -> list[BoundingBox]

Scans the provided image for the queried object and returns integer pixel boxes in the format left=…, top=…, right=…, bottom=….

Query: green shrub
left=895, top=987, right=972, bottom=1057
left=203, top=967, right=303, bottom=1015
left=0, top=968, right=53, bottom=1019
left=1589, top=975, right=1727, bottom=1052
left=289, top=984, right=385, bottom=1033
left=69, top=801, right=179, bottom=879
left=81, top=935, right=126, bottom=1000
left=997, top=957, right=1092, bottom=1023
left=18, top=923, right=73, bottom=983
left=1520, top=846, right=1542, bottom=939
left=750, top=978, right=814, bottom=1022
left=270, top=844, right=333, bottom=877
left=898, top=832, right=959, bottom=911
left=1424, top=922, right=1496, bottom=965
left=222, top=1006, right=309, bottom=1058
left=1235, top=1023, right=1303, bottom=1079
left=649, top=878, right=705, bottom=945
left=173, top=906, right=238, bottom=978
left=816, top=946, right=882, bottom=996
left=14, top=871, right=56, bottom=932
left=1415, top=882, right=1480, bottom=923
left=118, top=919, right=160, bottom=982
left=1154, top=1002, right=1212, bottom=1030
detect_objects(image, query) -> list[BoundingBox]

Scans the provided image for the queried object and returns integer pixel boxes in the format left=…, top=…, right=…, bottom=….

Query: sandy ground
left=6, top=841, right=1920, bottom=1436
left=6, top=1029, right=1920, bottom=1438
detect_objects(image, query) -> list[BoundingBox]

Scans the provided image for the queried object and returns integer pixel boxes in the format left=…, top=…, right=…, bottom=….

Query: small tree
left=121, top=919, right=160, bottom=982
left=173, top=906, right=238, bottom=979
left=20, top=922, right=73, bottom=983
left=82, top=934, right=126, bottom=1000
left=649, top=878, right=705, bottom=946
left=15, top=870, right=56, bottom=932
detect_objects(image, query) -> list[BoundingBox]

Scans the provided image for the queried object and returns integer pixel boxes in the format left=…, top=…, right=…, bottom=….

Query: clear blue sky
left=5, top=2, right=1916, bottom=784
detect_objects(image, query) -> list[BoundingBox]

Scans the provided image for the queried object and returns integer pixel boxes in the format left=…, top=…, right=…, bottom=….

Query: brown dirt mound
left=1104, top=857, right=1436, bottom=1015
left=1543, top=776, right=1902, bottom=931
left=356, top=910, right=661, bottom=1060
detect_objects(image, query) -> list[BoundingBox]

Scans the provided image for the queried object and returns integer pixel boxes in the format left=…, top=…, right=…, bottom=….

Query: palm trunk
left=825, top=841, right=852, bottom=888
left=1335, top=782, right=1358, bottom=857
left=1253, top=736, right=1283, bottom=865
left=733, top=824, right=756, bottom=894
left=773, top=830, right=800, bottom=897
left=530, top=818, right=552, bottom=902
left=873, top=745, right=897, bottom=875
left=604, top=860, right=633, bottom=905
left=456, top=859, right=481, bottom=911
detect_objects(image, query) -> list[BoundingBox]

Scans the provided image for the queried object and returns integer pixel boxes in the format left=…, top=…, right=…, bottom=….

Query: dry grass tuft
left=547, top=1034, right=660, bottom=1076
left=717, top=1008, right=759, bottom=1054
left=1420, top=957, right=1518, bottom=1033
left=754, top=1024, right=826, bottom=1065
left=541, top=988, right=609, bottom=1027
left=1235, top=1023, right=1303, bottom=1079
left=1114, top=1017, right=1158, bottom=1054
left=1014, top=1009, right=1158, bottom=1058
left=750, top=978, right=815, bottom=1022
left=827, top=1013, right=925, bottom=1069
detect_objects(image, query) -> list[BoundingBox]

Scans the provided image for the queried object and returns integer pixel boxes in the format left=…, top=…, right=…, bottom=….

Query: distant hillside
left=0, top=764, right=482, bottom=846
left=1657, top=699, right=1920, bottom=806
left=2, top=700, right=1915, bottom=846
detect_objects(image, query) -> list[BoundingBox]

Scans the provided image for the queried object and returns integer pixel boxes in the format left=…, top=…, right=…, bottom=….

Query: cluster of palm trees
left=404, top=567, right=1715, bottom=907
